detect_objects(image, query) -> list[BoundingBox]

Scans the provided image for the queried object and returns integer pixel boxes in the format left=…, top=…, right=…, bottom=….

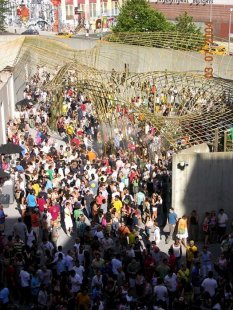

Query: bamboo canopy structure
left=2, top=36, right=233, bottom=149
left=103, top=32, right=205, bottom=51
left=45, top=61, right=233, bottom=148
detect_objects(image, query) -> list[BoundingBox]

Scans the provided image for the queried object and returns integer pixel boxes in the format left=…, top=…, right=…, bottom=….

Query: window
left=66, top=5, right=73, bottom=20
left=90, top=3, right=97, bottom=18
left=111, top=1, right=119, bottom=16
left=101, top=2, right=107, bottom=15
left=79, top=4, right=85, bottom=12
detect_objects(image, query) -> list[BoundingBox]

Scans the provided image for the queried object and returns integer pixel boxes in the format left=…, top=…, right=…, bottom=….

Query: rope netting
left=2, top=36, right=233, bottom=148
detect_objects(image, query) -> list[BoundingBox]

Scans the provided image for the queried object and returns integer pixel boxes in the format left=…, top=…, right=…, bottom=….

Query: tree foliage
left=112, top=0, right=171, bottom=33
left=0, top=0, right=8, bottom=32
left=174, top=11, right=201, bottom=35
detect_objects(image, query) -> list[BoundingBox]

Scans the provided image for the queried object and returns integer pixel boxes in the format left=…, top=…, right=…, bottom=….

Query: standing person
left=164, top=269, right=178, bottom=310
left=13, top=218, right=27, bottom=243
left=64, top=202, right=73, bottom=236
left=153, top=277, right=168, bottom=309
left=189, top=210, right=199, bottom=242
left=151, top=193, right=158, bottom=221
left=217, top=209, right=228, bottom=242
left=176, top=215, right=188, bottom=247
left=153, top=221, right=161, bottom=245
left=145, top=215, right=154, bottom=238
left=0, top=205, right=7, bottom=233
left=201, top=271, right=218, bottom=298
left=19, top=266, right=31, bottom=305
left=26, top=190, right=37, bottom=210
left=202, top=212, right=210, bottom=247
left=209, top=211, right=217, bottom=243
left=200, top=246, right=212, bottom=278
left=0, top=282, right=10, bottom=309
left=165, top=208, right=177, bottom=244
left=186, top=240, right=198, bottom=269
left=37, top=284, right=49, bottom=309
left=26, top=226, right=37, bottom=248
left=31, top=208, right=40, bottom=239
left=170, top=239, right=182, bottom=269
left=49, top=202, right=60, bottom=229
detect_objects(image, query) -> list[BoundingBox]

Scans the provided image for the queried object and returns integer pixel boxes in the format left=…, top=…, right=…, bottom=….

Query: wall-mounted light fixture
left=177, top=161, right=189, bottom=170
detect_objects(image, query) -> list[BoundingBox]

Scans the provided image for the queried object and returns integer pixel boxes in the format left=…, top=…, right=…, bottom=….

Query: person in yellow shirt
left=178, top=264, right=190, bottom=284
left=62, top=102, right=68, bottom=115
left=32, top=181, right=40, bottom=197
left=112, top=196, right=123, bottom=214
left=186, top=240, right=198, bottom=269
left=66, top=123, right=74, bottom=137
left=127, top=228, right=137, bottom=245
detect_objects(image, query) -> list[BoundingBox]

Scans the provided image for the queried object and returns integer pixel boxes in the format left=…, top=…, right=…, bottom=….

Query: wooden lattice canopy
left=5, top=36, right=233, bottom=148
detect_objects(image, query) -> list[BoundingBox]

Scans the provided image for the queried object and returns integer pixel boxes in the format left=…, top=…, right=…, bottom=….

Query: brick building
left=149, top=0, right=233, bottom=38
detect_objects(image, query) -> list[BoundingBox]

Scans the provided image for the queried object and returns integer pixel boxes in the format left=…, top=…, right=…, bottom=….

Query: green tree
left=112, top=0, right=171, bottom=32
left=0, top=0, right=8, bottom=32
left=175, top=11, right=201, bottom=35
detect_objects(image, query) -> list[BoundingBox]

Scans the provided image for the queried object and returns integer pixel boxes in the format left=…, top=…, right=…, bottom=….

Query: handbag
left=163, top=220, right=170, bottom=233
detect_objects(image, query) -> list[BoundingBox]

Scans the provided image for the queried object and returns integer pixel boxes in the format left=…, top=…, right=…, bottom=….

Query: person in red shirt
left=49, top=203, right=60, bottom=228
left=68, top=89, right=73, bottom=97
left=37, top=193, right=46, bottom=213
left=31, top=208, right=40, bottom=239
left=168, top=248, right=177, bottom=272
left=70, top=137, right=80, bottom=147
left=144, top=253, right=156, bottom=281
left=80, top=103, right=86, bottom=112
left=129, top=168, right=136, bottom=183
left=96, top=192, right=104, bottom=206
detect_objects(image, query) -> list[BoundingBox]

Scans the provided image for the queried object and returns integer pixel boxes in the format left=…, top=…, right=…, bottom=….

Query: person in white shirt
left=164, top=270, right=177, bottom=308
left=201, top=271, right=217, bottom=297
left=153, top=278, right=168, bottom=308
left=65, top=250, right=74, bottom=271
left=217, top=209, right=228, bottom=241
left=72, top=260, right=85, bottom=282
left=102, top=234, right=114, bottom=252
left=70, top=270, right=82, bottom=293
left=91, top=270, right=103, bottom=290
left=154, top=222, right=161, bottom=245
left=164, top=270, right=177, bottom=293
left=126, top=245, right=135, bottom=259
left=111, top=254, right=122, bottom=276
left=37, top=285, right=48, bottom=307
left=94, top=227, right=104, bottom=241
left=19, top=267, right=31, bottom=304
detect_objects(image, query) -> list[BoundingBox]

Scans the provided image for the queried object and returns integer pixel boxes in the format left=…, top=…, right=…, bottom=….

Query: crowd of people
left=0, top=67, right=233, bottom=310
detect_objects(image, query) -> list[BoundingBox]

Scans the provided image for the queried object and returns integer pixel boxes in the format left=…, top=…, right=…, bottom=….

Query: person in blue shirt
left=166, top=208, right=178, bottom=244
left=16, top=162, right=24, bottom=172
left=20, top=141, right=27, bottom=157
left=0, top=282, right=10, bottom=306
left=45, top=176, right=53, bottom=191
left=30, top=270, right=41, bottom=304
left=27, top=191, right=37, bottom=208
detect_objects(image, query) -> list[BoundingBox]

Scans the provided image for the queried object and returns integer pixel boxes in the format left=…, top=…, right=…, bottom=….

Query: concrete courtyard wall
left=172, top=152, right=233, bottom=221
left=89, top=42, right=233, bottom=79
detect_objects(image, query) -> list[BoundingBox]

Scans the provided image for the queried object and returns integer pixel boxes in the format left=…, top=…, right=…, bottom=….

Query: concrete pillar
left=0, top=101, right=7, bottom=145
left=9, top=74, right=15, bottom=119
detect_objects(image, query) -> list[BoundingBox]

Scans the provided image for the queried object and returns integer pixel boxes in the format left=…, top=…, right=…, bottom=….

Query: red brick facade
left=150, top=3, right=233, bottom=38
